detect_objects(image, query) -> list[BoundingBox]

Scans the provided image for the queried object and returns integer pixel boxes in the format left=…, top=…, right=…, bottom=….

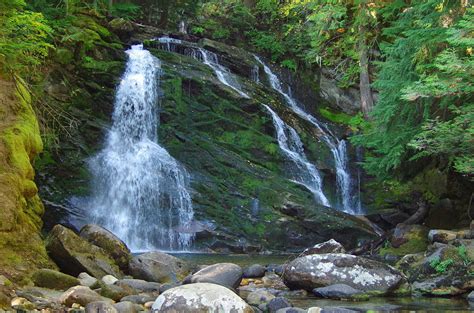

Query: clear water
left=87, top=45, right=194, bottom=252
left=255, top=56, right=361, bottom=214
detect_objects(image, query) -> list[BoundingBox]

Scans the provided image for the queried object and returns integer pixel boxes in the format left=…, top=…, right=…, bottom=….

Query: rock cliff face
left=34, top=19, right=376, bottom=252
left=0, top=77, right=54, bottom=283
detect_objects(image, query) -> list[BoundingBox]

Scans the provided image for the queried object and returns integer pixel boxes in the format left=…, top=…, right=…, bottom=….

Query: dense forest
left=0, top=0, right=473, bottom=311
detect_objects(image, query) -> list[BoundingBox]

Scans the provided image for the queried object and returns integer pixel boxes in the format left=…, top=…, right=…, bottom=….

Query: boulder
left=391, top=224, right=428, bottom=248
left=113, top=301, right=141, bottom=313
left=468, top=290, right=474, bottom=303
left=60, top=286, right=113, bottom=307
left=99, top=284, right=133, bottom=302
left=183, top=263, right=243, bottom=289
left=243, top=264, right=266, bottom=278
left=102, top=275, right=118, bottom=285
left=267, top=297, right=292, bottom=313
left=152, top=283, right=254, bottom=312
left=85, top=301, right=118, bottom=313
left=46, top=225, right=122, bottom=278
left=78, top=272, right=98, bottom=287
left=283, top=254, right=404, bottom=294
left=428, top=230, right=457, bottom=244
left=80, top=224, right=131, bottom=271
left=303, top=239, right=346, bottom=256
left=31, top=269, right=79, bottom=290
left=246, top=290, right=275, bottom=306
left=312, top=284, right=364, bottom=300
left=129, top=251, right=190, bottom=283
left=412, top=276, right=466, bottom=296
left=115, top=279, right=160, bottom=294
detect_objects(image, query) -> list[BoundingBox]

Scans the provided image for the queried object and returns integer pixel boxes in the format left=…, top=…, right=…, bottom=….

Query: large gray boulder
left=152, top=283, right=254, bottom=312
left=303, top=239, right=346, bottom=256
left=129, top=251, right=191, bottom=283
left=80, top=224, right=131, bottom=271
left=283, top=254, right=404, bottom=294
left=183, top=263, right=243, bottom=289
left=46, top=225, right=122, bottom=279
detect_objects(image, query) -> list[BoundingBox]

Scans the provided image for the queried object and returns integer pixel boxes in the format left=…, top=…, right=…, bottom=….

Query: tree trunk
left=358, top=1, right=375, bottom=119
left=358, top=28, right=374, bottom=119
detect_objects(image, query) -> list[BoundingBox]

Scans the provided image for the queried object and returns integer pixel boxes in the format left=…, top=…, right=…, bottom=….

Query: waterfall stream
left=255, top=56, right=360, bottom=214
left=87, top=45, right=194, bottom=251
left=196, top=48, right=250, bottom=98
left=181, top=40, right=329, bottom=206
left=263, top=105, right=330, bottom=206
left=151, top=36, right=361, bottom=214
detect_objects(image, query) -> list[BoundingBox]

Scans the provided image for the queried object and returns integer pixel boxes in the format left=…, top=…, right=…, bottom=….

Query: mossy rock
left=31, top=269, right=79, bottom=290
left=79, top=224, right=131, bottom=272
left=380, top=224, right=429, bottom=257
left=46, top=225, right=122, bottom=279
left=98, top=283, right=134, bottom=301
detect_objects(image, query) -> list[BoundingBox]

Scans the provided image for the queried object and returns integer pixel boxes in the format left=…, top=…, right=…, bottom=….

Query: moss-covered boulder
left=79, top=224, right=131, bottom=272
left=46, top=225, right=122, bottom=279
left=31, top=269, right=79, bottom=290
left=380, top=224, right=429, bottom=257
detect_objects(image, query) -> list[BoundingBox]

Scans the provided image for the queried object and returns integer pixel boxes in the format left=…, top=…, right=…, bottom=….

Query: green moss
left=31, top=269, right=79, bottom=290
left=319, top=107, right=353, bottom=125
left=380, top=225, right=428, bottom=257
left=55, top=48, right=74, bottom=65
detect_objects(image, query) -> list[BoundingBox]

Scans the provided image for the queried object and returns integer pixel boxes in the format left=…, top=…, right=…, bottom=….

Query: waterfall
left=251, top=65, right=260, bottom=83
left=263, top=105, right=330, bottom=206
left=87, top=45, right=194, bottom=252
left=255, top=56, right=358, bottom=214
left=176, top=41, right=329, bottom=206
left=157, top=36, right=182, bottom=52
left=193, top=48, right=250, bottom=98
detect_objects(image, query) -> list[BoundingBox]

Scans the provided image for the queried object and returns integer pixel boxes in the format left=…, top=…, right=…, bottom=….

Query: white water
left=87, top=45, right=194, bottom=251
left=263, top=105, right=330, bottom=206
left=255, top=56, right=359, bottom=214
left=194, top=48, right=250, bottom=98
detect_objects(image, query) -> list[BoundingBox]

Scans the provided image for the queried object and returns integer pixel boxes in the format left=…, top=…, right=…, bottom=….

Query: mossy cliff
left=0, top=77, right=55, bottom=284
left=33, top=17, right=376, bottom=252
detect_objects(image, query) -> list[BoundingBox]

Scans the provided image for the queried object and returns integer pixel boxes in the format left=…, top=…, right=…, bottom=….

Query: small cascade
left=179, top=21, right=187, bottom=34
left=251, top=65, right=260, bottom=83
left=255, top=56, right=358, bottom=214
left=263, top=105, right=330, bottom=206
left=191, top=48, right=250, bottom=98
left=87, top=45, right=194, bottom=251
left=156, top=36, right=182, bottom=52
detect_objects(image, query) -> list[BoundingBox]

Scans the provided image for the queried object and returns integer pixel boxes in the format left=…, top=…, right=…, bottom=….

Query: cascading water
left=255, top=56, right=359, bottom=214
left=87, top=45, right=194, bottom=252
left=263, top=105, right=330, bottom=206
left=193, top=48, right=250, bottom=98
